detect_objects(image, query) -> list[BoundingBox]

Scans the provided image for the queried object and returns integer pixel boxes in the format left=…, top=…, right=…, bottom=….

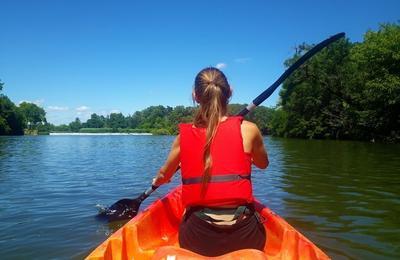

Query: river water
left=0, top=136, right=399, bottom=259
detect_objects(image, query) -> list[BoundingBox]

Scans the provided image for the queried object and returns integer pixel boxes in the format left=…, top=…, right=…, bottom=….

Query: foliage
left=108, top=113, right=127, bottom=129
left=69, top=118, right=82, bottom=132
left=0, top=82, right=48, bottom=135
left=267, top=107, right=288, bottom=137
left=349, top=23, right=400, bottom=141
left=278, top=37, right=353, bottom=139
left=151, top=128, right=173, bottom=135
left=37, top=123, right=52, bottom=135
left=56, top=104, right=275, bottom=135
left=19, top=102, right=47, bottom=127
left=85, top=113, right=105, bottom=128
left=274, top=23, right=400, bottom=142
left=0, top=94, right=25, bottom=135
left=247, top=106, right=276, bottom=135
left=51, top=124, right=70, bottom=132
left=228, top=103, right=247, bottom=115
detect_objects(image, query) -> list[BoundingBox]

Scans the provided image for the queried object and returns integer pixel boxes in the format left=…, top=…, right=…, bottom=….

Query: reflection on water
left=0, top=136, right=399, bottom=259
left=276, top=138, right=400, bottom=259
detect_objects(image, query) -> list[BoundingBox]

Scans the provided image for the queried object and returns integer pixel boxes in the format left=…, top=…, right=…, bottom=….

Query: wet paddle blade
left=97, top=186, right=158, bottom=222
left=97, top=198, right=141, bottom=222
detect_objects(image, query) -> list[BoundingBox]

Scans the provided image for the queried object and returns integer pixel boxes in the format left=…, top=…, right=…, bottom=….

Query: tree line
left=1, top=23, right=399, bottom=142
left=51, top=104, right=274, bottom=135
left=0, top=81, right=47, bottom=135
left=270, top=23, right=399, bottom=142
left=0, top=80, right=272, bottom=135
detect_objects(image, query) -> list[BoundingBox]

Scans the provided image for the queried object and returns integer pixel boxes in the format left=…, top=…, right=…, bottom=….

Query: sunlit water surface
left=0, top=136, right=399, bottom=259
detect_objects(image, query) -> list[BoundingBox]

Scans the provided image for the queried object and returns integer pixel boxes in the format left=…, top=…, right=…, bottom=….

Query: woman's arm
left=152, top=135, right=180, bottom=186
left=241, top=121, right=269, bottom=169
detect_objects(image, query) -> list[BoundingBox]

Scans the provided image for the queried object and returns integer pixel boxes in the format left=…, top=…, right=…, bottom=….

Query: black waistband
left=186, top=204, right=255, bottom=224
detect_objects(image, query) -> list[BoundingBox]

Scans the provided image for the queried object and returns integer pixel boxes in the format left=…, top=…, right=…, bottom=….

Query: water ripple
left=0, top=136, right=399, bottom=259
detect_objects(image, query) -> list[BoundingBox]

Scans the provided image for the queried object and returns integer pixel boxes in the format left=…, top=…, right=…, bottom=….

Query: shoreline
left=49, top=132, right=152, bottom=136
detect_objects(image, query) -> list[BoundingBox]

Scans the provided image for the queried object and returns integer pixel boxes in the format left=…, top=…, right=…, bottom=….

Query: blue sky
left=0, top=1, right=399, bottom=125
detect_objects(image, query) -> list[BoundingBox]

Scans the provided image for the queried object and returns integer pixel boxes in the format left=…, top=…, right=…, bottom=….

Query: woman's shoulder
left=241, top=120, right=259, bottom=130
left=241, top=120, right=261, bottom=138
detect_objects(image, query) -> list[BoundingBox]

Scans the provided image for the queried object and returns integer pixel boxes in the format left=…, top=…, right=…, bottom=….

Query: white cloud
left=76, top=106, right=90, bottom=112
left=234, top=57, right=251, bottom=63
left=216, top=63, right=227, bottom=69
left=47, top=106, right=69, bottom=111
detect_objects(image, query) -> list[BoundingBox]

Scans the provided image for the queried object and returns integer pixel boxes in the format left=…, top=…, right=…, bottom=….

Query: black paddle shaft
left=137, top=185, right=158, bottom=203
left=237, top=32, right=345, bottom=117
left=100, top=32, right=345, bottom=222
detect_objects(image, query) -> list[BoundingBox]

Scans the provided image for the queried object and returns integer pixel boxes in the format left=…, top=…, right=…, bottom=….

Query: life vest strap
left=182, top=174, right=251, bottom=185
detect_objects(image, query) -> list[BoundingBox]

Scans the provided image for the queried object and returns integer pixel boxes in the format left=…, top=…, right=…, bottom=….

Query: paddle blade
left=97, top=198, right=141, bottom=222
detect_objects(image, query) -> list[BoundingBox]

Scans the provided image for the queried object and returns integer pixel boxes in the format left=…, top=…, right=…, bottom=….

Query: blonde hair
left=193, top=67, right=231, bottom=196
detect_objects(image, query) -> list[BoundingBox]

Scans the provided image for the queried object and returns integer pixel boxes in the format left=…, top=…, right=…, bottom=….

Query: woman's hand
left=152, top=171, right=170, bottom=186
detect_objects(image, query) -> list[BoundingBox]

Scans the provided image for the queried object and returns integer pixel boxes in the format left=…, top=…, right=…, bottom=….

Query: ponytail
left=193, top=68, right=231, bottom=197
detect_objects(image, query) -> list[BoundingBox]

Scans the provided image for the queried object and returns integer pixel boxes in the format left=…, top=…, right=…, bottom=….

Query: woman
left=152, top=67, right=268, bottom=256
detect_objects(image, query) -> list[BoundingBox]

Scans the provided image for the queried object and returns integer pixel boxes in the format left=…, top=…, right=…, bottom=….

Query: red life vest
left=179, top=116, right=253, bottom=208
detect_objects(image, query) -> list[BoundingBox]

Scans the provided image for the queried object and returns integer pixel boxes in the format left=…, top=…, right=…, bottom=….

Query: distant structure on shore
left=49, top=133, right=152, bottom=136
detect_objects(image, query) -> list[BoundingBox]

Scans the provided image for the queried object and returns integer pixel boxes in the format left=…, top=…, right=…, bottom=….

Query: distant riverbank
left=49, top=132, right=152, bottom=136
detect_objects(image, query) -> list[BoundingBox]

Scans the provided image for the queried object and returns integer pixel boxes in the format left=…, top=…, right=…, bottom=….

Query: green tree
left=0, top=95, right=25, bottom=135
left=271, top=22, right=400, bottom=142
left=137, top=106, right=170, bottom=131
left=228, top=104, right=247, bottom=115
left=349, top=23, right=400, bottom=141
left=53, top=124, right=70, bottom=132
left=37, top=123, right=53, bottom=135
left=167, top=106, right=194, bottom=133
left=19, top=102, right=47, bottom=128
left=85, top=113, right=105, bottom=128
left=0, top=80, right=25, bottom=135
left=69, top=118, right=82, bottom=132
left=248, top=106, right=275, bottom=135
left=59, top=104, right=278, bottom=135
left=128, top=111, right=143, bottom=129
left=0, top=117, right=10, bottom=134
left=108, top=113, right=127, bottom=130
left=279, top=37, right=353, bottom=139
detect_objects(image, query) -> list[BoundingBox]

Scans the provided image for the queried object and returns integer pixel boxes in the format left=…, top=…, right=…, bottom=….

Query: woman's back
left=152, top=67, right=268, bottom=257
left=179, top=116, right=254, bottom=207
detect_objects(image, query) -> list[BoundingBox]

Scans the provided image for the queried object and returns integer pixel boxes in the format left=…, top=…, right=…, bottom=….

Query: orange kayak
left=87, top=186, right=330, bottom=259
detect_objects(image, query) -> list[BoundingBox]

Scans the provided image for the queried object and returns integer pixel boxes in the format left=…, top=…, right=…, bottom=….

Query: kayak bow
left=87, top=186, right=329, bottom=259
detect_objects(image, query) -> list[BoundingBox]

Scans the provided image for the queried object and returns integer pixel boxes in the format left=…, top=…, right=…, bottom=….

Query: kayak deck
left=87, top=186, right=330, bottom=259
